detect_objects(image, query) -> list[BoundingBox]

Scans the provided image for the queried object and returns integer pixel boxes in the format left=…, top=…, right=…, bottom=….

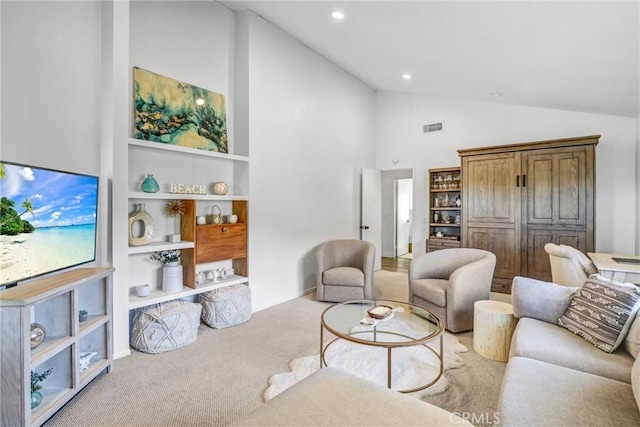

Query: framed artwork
left=133, top=67, right=228, bottom=153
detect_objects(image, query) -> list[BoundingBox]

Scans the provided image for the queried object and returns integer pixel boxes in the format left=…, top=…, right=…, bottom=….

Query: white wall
left=1, top=1, right=106, bottom=263
left=238, top=12, right=377, bottom=309
left=376, top=92, right=638, bottom=255
left=637, top=113, right=640, bottom=254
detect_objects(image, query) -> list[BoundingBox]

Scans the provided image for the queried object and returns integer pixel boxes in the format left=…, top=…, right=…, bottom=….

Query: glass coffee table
left=320, top=299, right=444, bottom=393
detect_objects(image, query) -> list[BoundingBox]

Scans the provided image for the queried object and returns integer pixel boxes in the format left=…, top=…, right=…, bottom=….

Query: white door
left=396, top=178, right=413, bottom=257
left=361, top=168, right=382, bottom=271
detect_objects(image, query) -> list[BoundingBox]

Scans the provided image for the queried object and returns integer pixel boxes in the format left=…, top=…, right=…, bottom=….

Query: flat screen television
left=0, top=161, right=99, bottom=288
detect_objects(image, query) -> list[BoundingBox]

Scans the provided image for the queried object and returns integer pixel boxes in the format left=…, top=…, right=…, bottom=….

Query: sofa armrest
left=511, top=276, right=579, bottom=324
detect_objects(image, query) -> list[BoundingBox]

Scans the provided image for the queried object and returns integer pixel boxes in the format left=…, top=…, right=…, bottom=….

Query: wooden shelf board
left=128, top=192, right=248, bottom=201
left=128, top=275, right=249, bottom=309
left=128, top=138, right=249, bottom=162
left=128, top=241, right=195, bottom=255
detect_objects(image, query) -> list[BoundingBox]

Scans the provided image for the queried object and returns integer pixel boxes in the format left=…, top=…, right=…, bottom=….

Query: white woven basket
left=200, top=283, right=251, bottom=329
left=131, top=300, right=202, bottom=354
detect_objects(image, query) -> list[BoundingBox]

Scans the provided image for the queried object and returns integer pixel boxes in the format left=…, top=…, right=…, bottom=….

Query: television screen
left=1, top=161, right=99, bottom=287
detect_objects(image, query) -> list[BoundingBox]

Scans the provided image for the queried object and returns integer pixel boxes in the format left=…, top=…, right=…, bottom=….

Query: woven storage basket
left=131, top=300, right=202, bottom=354
left=200, top=283, right=252, bottom=329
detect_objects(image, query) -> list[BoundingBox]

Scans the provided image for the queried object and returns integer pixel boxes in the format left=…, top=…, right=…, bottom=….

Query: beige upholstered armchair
left=316, top=239, right=376, bottom=302
left=409, top=248, right=496, bottom=333
left=544, top=243, right=598, bottom=287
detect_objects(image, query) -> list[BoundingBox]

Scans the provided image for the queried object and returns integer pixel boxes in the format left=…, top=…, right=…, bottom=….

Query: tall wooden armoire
left=458, top=135, right=598, bottom=293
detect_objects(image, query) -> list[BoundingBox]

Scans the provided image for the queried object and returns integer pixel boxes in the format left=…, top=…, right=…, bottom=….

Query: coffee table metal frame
left=320, top=299, right=445, bottom=393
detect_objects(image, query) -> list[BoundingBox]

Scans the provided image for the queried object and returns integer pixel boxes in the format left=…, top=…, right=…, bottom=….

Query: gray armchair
left=409, top=248, right=496, bottom=332
left=316, top=239, right=375, bottom=302
left=544, top=243, right=598, bottom=287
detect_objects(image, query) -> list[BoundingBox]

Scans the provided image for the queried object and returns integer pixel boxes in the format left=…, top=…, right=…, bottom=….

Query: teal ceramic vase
left=141, top=174, right=159, bottom=193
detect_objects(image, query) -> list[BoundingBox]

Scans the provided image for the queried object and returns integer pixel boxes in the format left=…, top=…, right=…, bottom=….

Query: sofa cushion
left=510, top=317, right=634, bottom=383
left=511, top=276, right=578, bottom=324
left=558, top=275, right=640, bottom=353
left=323, top=267, right=364, bottom=287
left=633, top=356, right=640, bottom=413
left=233, top=367, right=471, bottom=426
left=498, top=356, right=639, bottom=427
left=410, top=279, right=448, bottom=307
left=625, top=312, right=640, bottom=359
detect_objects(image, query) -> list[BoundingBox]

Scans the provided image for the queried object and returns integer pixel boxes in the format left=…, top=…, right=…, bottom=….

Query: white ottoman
left=131, top=300, right=202, bottom=354
left=473, top=300, right=518, bottom=362
left=200, top=283, right=252, bottom=329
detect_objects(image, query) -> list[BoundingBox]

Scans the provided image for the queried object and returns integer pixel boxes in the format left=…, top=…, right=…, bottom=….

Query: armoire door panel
left=531, top=156, right=553, bottom=220
left=557, top=155, right=583, bottom=222
left=525, top=148, right=587, bottom=226
left=467, top=227, right=519, bottom=279
left=525, top=228, right=587, bottom=282
left=463, top=154, right=518, bottom=225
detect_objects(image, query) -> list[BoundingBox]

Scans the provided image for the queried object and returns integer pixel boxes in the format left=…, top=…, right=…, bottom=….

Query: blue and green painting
left=133, top=67, right=228, bottom=153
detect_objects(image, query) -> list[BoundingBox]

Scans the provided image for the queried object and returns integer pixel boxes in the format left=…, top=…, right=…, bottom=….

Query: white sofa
left=497, top=276, right=640, bottom=426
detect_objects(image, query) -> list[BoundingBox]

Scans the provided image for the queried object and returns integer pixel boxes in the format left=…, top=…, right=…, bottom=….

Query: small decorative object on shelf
left=164, top=200, right=186, bottom=217
left=164, top=200, right=185, bottom=242
left=30, top=323, right=46, bottom=349
left=456, top=195, right=462, bottom=208
left=211, top=181, right=229, bottom=195
left=128, top=203, right=153, bottom=246
left=31, top=368, right=53, bottom=409
left=208, top=205, right=222, bottom=224
left=136, top=284, right=151, bottom=297
left=150, top=250, right=183, bottom=293
left=79, top=309, right=88, bottom=322
left=79, top=351, right=98, bottom=373
left=141, top=174, right=160, bottom=193
left=455, top=212, right=461, bottom=224
left=228, top=214, right=238, bottom=224
left=433, top=212, right=440, bottom=223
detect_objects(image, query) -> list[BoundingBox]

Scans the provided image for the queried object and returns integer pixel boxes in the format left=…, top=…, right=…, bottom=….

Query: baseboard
left=114, top=349, right=132, bottom=360
left=252, top=286, right=316, bottom=313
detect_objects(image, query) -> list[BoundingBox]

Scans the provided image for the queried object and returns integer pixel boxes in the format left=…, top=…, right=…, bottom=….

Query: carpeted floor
left=45, top=271, right=505, bottom=427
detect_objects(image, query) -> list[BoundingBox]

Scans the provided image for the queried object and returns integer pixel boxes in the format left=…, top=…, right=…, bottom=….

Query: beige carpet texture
left=44, top=271, right=506, bottom=427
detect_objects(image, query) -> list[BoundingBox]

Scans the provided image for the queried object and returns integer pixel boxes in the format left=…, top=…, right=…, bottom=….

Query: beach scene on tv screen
left=0, top=162, right=98, bottom=285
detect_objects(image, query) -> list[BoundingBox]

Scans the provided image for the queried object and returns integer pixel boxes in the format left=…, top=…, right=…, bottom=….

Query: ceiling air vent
left=423, top=121, right=444, bottom=134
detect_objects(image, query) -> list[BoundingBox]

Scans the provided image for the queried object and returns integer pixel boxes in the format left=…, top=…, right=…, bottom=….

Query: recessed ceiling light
left=196, top=98, right=205, bottom=106
left=402, top=73, right=412, bottom=80
left=331, top=10, right=344, bottom=20
left=490, top=92, right=503, bottom=97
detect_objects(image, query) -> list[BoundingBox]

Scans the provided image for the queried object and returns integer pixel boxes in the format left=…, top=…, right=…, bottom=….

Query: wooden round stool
left=473, top=300, right=518, bottom=362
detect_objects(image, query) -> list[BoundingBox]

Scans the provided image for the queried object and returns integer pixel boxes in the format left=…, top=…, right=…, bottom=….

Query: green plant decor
left=31, top=368, right=53, bottom=393
left=150, top=250, right=180, bottom=265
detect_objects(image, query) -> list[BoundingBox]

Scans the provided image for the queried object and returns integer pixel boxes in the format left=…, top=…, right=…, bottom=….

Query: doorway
left=396, top=178, right=413, bottom=259
left=380, top=169, right=414, bottom=269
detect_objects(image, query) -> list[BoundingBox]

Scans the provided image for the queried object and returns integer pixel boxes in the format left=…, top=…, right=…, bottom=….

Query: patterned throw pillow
left=558, top=276, right=640, bottom=353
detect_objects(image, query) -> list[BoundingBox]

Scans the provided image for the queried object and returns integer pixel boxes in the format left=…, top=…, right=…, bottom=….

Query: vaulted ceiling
left=222, top=1, right=639, bottom=117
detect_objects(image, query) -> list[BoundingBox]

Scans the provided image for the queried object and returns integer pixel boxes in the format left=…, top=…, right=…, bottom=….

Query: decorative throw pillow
left=511, top=276, right=579, bottom=324
left=558, top=276, right=640, bottom=353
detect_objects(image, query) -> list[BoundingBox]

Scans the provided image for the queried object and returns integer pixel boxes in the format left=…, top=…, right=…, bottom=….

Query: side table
left=473, top=300, right=518, bottom=362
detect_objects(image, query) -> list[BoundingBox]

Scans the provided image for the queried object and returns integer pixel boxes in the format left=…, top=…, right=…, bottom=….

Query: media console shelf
left=0, top=268, right=114, bottom=427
